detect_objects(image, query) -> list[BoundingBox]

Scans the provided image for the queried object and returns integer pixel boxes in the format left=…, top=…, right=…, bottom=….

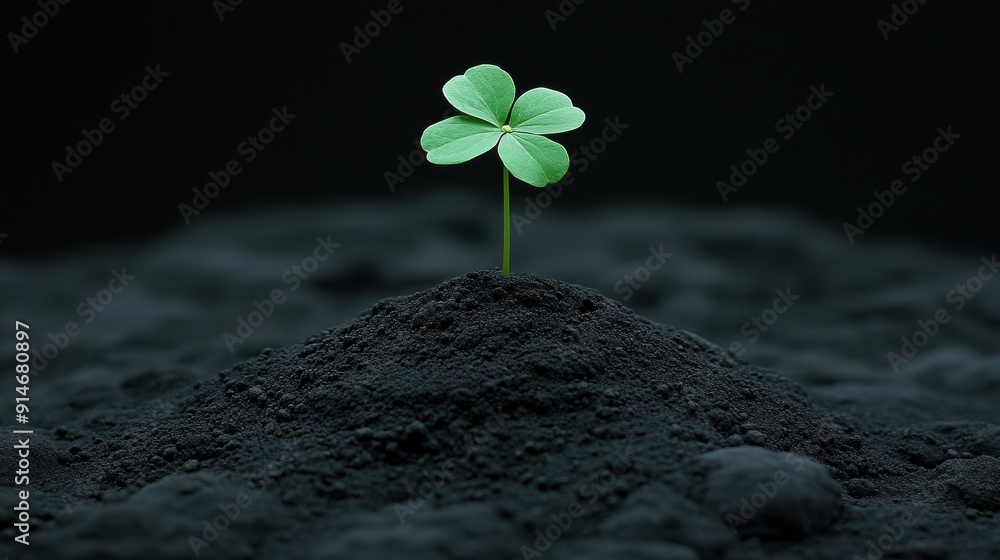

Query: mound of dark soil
left=9, top=270, right=998, bottom=559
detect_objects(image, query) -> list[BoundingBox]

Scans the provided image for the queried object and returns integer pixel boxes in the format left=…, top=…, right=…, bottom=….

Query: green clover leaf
left=442, top=64, right=515, bottom=128
left=421, top=116, right=503, bottom=165
left=497, top=133, right=570, bottom=187
left=420, top=64, right=586, bottom=275
left=422, top=64, right=585, bottom=187
left=508, top=87, right=586, bottom=135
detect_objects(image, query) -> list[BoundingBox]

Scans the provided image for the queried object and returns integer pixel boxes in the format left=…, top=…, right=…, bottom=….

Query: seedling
left=421, top=64, right=585, bottom=276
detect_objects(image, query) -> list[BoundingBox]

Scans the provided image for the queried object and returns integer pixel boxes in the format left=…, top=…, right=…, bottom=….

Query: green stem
left=502, top=164, right=510, bottom=276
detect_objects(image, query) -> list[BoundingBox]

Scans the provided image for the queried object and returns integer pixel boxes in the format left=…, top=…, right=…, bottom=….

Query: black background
left=3, top=1, right=992, bottom=254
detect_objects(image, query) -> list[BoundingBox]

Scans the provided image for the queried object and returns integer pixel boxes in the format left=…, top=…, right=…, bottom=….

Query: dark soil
left=5, top=268, right=998, bottom=559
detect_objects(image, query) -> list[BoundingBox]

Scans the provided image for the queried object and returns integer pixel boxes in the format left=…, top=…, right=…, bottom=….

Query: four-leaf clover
left=420, top=64, right=585, bottom=275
